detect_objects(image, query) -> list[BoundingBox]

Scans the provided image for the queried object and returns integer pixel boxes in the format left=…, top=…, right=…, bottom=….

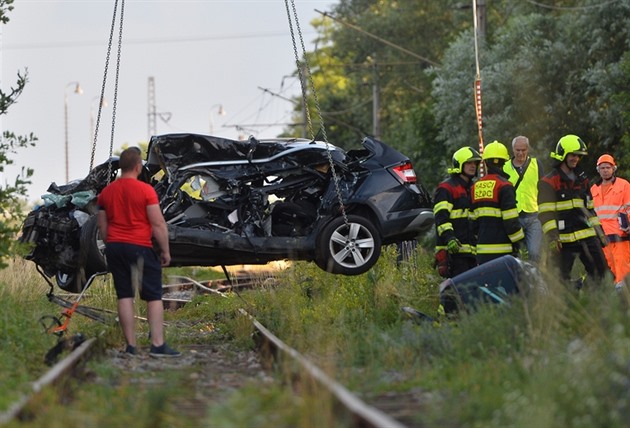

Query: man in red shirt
left=97, top=147, right=180, bottom=357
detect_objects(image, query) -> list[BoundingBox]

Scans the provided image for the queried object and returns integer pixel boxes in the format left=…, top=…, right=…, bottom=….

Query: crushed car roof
left=146, top=133, right=344, bottom=172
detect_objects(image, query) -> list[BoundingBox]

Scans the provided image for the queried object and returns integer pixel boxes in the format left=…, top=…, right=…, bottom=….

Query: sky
left=1, top=0, right=338, bottom=202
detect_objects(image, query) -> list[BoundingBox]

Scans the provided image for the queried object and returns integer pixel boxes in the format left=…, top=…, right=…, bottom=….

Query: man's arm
left=147, top=204, right=171, bottom=266
left=97, top=210, right=108, bottom=243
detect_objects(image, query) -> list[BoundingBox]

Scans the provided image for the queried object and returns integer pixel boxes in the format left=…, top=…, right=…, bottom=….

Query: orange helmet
left=597, top=154, right=616, bottom=167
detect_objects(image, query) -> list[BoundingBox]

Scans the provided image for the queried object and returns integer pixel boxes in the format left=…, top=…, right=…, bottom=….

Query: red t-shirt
left=97, top=178, right=159, bottom=247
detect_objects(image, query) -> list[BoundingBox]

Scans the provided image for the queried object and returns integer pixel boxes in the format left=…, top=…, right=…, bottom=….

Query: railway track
left=2, top=274, right=417, bottom=427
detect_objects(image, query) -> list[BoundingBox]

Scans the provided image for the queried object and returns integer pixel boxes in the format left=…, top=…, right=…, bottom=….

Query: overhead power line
left=316, top=9, right=439, bottom=67
left=524, top=0, right=622, bottom=10
left=3, top=30, right=316, bottom=51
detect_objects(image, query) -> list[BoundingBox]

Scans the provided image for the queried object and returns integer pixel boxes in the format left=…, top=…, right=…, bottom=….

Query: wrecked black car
left=20, top=133, right=434, bottom=293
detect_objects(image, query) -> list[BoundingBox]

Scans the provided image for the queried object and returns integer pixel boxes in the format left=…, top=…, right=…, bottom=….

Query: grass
left=3, top=246, right=630, bottom=426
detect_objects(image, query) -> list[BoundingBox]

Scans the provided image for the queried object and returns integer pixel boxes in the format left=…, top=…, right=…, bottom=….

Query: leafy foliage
left=292, top=0, right=630, bottom=190
left=0, top=1, right=37, bottom=266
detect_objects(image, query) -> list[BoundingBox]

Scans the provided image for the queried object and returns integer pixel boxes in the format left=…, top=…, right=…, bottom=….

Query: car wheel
left=55, top=270, right=82, bottom=293
left=315, top=214, right=382, bottom=275
left=80, top=215, right=108, bottom=274
left=55, top=216, right=108, bottom=294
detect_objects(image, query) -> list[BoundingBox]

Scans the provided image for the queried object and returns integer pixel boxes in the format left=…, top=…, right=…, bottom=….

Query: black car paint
left=20, top=134, right=434, bottom=292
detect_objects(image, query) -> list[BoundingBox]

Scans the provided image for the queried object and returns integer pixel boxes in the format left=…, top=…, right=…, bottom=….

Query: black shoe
left=149, top=343, right=181, bottom=358
left=125, top=344, right=137, bottom=355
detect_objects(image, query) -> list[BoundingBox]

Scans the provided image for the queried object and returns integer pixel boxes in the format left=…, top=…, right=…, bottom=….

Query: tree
left=0, top=0, right=37, bottom=266
left=432, top=0, right=630, bottom=177
left=297, top=0, right=630, bottom=191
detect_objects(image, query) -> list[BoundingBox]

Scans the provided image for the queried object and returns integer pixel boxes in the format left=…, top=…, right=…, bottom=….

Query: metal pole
left=64, top=82, right=82, bottom=183
left=64, top=93, right=69, bottom=183
left=372, top=58, right=381, bottom=139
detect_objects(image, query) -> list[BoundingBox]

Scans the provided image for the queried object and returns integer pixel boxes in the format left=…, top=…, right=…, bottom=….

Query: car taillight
left=391, top=162, right=417, bottom=184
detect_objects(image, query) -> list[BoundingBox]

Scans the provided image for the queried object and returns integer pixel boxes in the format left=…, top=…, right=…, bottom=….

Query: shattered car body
left=21, top=133, right=434, bottom=293
left=439, top=255, right=544, bottom=314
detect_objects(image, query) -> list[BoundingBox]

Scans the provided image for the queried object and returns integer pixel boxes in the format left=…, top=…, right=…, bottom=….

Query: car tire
left=55, top=216, right=108, bottom=294
left=315, top=214, right=381, bottom=275
left=55, top=270, right=82, bottom=293
left=80, top=215, right=108, bottom=274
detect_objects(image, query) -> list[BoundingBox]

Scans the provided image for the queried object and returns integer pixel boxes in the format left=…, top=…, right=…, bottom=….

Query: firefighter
left=538, top=135, right=610, bottom=287
left=433, top=146, right=481, bottom=277
left=590, top=154, right=630, bottom=286
left=471, top=141, right=524, bottom=265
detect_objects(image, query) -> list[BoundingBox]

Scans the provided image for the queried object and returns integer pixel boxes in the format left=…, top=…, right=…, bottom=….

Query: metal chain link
left=286, top=0, right=348, bottom=225
left=90, top=0, right=120, bottom=173
left=109, top=0, right=125, bottom=162
left=283, top=0, right=313, bottom=140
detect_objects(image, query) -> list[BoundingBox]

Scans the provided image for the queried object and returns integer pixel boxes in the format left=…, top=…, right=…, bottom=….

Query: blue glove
left=446, top=238, right=462, bottom=254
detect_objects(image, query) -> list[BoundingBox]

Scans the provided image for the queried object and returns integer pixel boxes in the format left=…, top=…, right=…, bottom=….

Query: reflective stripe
left=437, top=222, right=453, bottom=235
left=450, top=209, right=469, bottom=219
left=539, top=202, right=556, bottom=213
left=556, top=199, right=585, bottom=211
left=502, top=208, right=519, bottom=220
left=476, top=243, right=513, bottom=254
left=542, top=219, right=557, bottom=233
left=475, top=207, right=502, bottom=217
left=594, top=212, right=618, bottom=220
left=595, top=204, right=623, bottom=212
left=588, top=215, right=601, bottom=226
left=559, top=228, right=596, bottom=243
left=434, top=200, right=452, bottom=212
left=508, top=229, right=525, bottom=242
left=436, top=244, right=475, bottom=254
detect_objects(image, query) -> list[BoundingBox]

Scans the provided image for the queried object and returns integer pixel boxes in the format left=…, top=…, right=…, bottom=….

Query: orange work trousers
left=603, top=240, right=630, bottom=284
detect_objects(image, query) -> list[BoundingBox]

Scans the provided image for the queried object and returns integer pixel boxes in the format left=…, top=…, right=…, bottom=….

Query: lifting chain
left=284, top=0, right=348, bottom=226
left=89, top=0, right=125, bottom=185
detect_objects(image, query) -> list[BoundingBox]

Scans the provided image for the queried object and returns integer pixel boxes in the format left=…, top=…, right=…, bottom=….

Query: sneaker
left=149, top=343, right=181, bottom=358
left=125, top=344, right=137, bottom=355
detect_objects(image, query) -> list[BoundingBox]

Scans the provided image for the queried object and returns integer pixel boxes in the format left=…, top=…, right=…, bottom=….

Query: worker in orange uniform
left=590, top=154, right=630, bottom=287
left=471, top=141, right=524, bottom=265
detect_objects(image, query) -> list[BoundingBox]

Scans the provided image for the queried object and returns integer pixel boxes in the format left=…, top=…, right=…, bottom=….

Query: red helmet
left=597, top=154, right=616, bottom=167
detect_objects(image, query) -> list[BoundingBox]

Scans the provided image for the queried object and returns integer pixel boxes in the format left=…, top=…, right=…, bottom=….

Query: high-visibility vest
left=504, top=157, right=541, bottom=214
left=591, top=177, right=630, bottom=236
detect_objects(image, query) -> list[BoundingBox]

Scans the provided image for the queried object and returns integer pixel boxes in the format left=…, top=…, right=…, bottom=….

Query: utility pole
left=477, top=0, right=487, bottom=39
left=147, top=76, right=157, bottom=139
left=372, top=57, right=381, bottom=139
left=147, top=76, right=171, bottom=139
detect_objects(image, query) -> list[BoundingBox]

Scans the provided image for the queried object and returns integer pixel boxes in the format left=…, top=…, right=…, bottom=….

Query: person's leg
left=147, top=299, right=165, bottom=347
left=559, top=248, right=576, bottom=283
left=106, top=243, right=136, bottom=347
left=526, top=217, right=543, bottom=264
left=602, top=242, right=617, bottom=279
left=579, top=238, right=611, bottom=282
left=450, top=254, right=477, bottom=277
left=117, top=297, right=136, bottom=346
left=138, top=247, right=167, bottom=347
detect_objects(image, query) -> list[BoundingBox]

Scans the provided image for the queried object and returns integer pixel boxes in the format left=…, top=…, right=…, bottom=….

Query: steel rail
left=239, top=308, right=408, bottom=428
left=0, top=338, right=96, bottom=424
